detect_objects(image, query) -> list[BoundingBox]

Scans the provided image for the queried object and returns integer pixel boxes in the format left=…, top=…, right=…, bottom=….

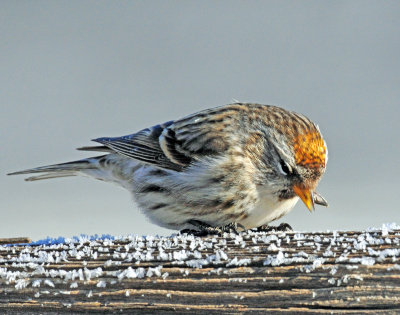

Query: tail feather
left=8, top=154, right=138, bottom=188
left=7, top=157, right=103, bottom=181
left=25, top=172, right=77, bottom=182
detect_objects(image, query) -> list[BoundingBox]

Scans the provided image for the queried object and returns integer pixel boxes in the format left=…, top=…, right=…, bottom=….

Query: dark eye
left=279, top=159, right=292, bottom=175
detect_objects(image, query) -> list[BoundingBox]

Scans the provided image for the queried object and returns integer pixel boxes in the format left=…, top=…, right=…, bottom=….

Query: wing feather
left=93, top=104, right=243, bottom=171
left=76, top=145, right=113, bottom=152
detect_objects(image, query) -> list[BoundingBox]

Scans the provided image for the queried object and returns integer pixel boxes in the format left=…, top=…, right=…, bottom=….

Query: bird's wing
left=93, top=120, right=182, bottom=170
left=76, top=145, right=113, bottom=152
left=92, top=105, right=241, bottom=171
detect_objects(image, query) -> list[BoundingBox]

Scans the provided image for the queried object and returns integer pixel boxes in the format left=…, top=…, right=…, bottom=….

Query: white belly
left=238, top=186, right=299, bottom=229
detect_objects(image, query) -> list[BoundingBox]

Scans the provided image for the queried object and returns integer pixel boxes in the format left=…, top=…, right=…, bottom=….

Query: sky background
left=1, top=1, right=399, bottom=240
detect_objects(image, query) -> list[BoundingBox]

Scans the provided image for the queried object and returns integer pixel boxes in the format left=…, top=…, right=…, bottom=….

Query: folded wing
left=92, top=105, right=239, bottom=171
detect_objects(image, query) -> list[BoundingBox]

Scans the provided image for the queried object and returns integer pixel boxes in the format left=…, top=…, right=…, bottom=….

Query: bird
left=8, top=103, right=328, bottom=234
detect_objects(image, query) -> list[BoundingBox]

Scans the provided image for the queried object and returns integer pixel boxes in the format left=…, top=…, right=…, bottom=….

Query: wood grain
left=0, top=225, right=399, bottom=314
left=0, top=237, right=31, bottom=245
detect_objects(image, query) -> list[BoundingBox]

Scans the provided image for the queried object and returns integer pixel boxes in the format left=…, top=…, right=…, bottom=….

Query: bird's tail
left=7, top=156, right=107, bottom=182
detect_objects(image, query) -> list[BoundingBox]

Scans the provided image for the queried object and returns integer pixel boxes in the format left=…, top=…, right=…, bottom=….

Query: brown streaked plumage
left=8, top=103, right=328, bottom=233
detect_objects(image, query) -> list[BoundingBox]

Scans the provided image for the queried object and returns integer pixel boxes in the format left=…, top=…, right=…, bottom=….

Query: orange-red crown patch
left=293, top=132, right=326, bottom=169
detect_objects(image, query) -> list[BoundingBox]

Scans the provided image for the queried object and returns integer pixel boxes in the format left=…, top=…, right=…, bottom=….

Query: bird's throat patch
left=293, top=132, right=326, bottom=168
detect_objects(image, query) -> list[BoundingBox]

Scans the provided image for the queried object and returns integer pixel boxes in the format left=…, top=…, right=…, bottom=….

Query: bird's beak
left=293, top=184, right=314, bottom=212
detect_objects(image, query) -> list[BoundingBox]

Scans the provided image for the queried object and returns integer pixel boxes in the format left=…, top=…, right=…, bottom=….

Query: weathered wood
left=0, top=224, right=399, bottom=314
left=0, top=237, right=31, bottom=245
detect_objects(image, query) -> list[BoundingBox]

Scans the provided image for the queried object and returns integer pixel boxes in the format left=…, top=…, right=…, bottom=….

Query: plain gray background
left=1, top=1, right=399, bottom=240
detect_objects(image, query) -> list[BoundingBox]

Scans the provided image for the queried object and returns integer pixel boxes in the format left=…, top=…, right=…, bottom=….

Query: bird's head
left=257, top=107, right=328, bottom=210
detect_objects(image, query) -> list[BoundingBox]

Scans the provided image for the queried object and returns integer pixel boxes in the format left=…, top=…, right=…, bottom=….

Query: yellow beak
left=293, top=184, right=314, bottom=212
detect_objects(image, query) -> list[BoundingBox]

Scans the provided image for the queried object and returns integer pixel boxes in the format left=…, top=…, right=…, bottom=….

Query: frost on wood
left=0, top=222, right=399, bottom=314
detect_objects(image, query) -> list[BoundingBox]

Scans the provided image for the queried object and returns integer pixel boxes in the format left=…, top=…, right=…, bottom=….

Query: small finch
left=9, top=103, right=328, bottom=234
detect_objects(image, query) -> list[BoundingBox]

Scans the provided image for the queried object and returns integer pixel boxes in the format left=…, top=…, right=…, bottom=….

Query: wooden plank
left=0, top=237, right=31, bottom=245
left=0, top=225, right=399, bottom=314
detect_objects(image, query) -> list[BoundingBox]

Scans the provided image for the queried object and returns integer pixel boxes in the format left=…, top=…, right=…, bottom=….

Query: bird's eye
left=279, top=159, right=292, bottom=175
